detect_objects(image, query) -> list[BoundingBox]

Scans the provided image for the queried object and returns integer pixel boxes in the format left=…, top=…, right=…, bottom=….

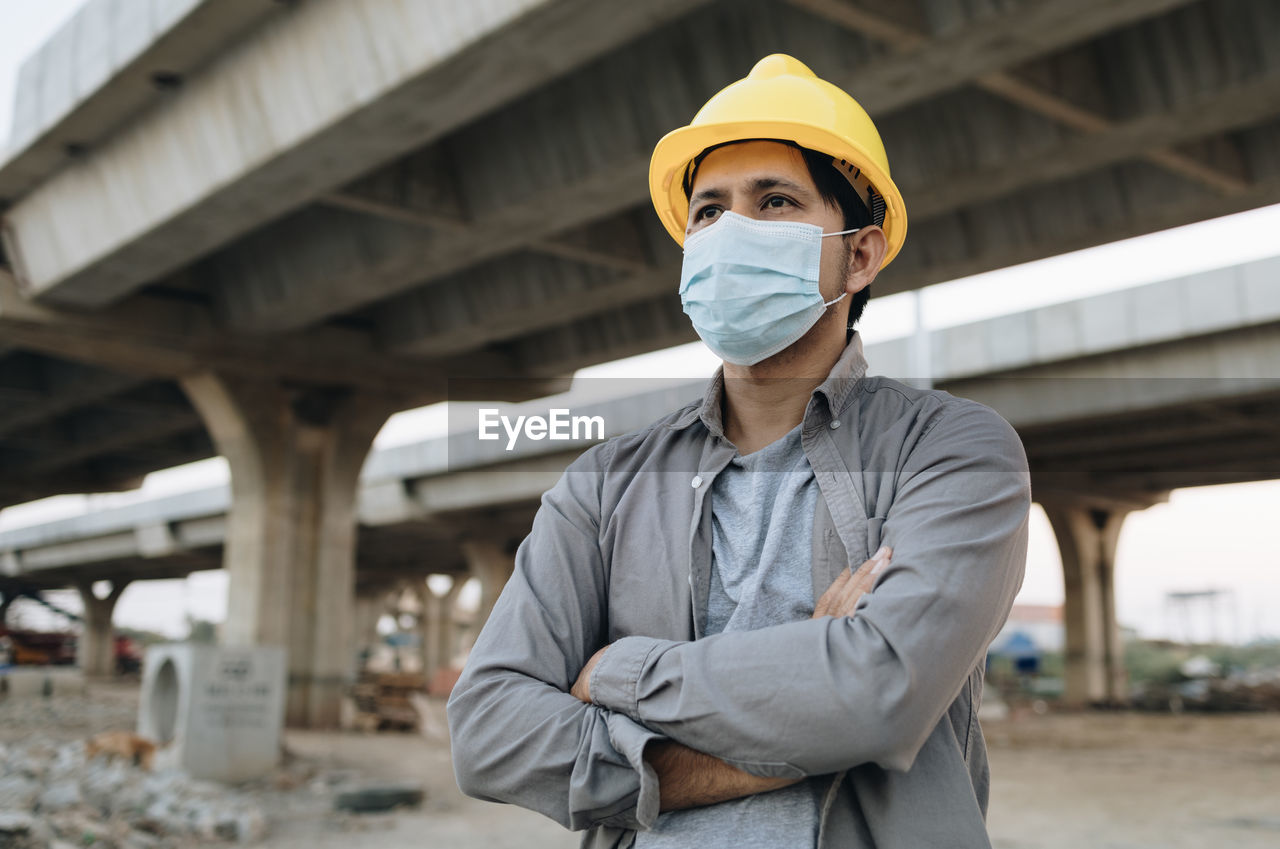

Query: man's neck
left=721, top=334, right=845, bottom=455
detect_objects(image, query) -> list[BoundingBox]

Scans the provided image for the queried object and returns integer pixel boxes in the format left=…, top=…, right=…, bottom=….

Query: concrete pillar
left=353, top=586, right=391, bottom=673
left=1042, top=502, right=1131, bottom=708
left=427, top=577, right=465, bottom=676
left=75, top=579, right=131, bottom=677
left=181, top=373, right=399, bottom=728
left=461, top=539, right=515, bottom=645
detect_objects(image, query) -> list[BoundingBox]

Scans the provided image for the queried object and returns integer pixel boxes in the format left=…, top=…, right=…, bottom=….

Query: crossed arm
left=569, top=547, right=893, bottom=812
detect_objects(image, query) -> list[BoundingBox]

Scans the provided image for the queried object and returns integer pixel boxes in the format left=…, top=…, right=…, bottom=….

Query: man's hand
left=571, top=644, right=608, bottom=702
left=812, top=545, right=891, bottom=619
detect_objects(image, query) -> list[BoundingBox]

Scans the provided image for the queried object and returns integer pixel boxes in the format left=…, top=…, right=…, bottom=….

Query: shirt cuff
left=600, top=712, right=665, bottom=831
left=590, top=635, right=665, bottom=721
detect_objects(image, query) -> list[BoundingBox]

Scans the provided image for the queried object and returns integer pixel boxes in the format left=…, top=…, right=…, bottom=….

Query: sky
left=1, top=1, right=1277, bottom=645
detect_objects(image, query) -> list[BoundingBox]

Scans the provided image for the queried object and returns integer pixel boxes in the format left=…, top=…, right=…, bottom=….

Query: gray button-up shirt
left=448, top=335, right=1031, bottom=848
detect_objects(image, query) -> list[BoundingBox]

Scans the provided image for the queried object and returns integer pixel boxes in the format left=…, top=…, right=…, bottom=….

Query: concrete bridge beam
left=74, top=578, right=130, bottom=678
left=179, top=371, right=399, bottom=728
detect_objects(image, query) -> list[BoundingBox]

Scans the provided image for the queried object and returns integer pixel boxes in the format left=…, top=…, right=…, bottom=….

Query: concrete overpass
left=3, top=0, right=1280, bottom=723
left=4, top=256, right=1279, bottom=709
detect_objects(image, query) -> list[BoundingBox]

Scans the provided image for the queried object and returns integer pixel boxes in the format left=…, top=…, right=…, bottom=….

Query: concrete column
left=461, top=539, right=515, bottom=645
left=1042, top=502, right=1131, bottom=708
left=181, top=373, right=399, bottom=728
left=353, top=586, right=391, bottom=674
left=427, top=578, right=464, bottom=676
left=75, top=579, right=131, bottom=677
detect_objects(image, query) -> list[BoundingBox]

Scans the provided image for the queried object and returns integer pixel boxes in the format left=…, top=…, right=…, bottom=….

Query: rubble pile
left=1132, top=665, right=1280, bottom=712
left=0, top=691, right=136, bottom=741
left=0, top=737, right=267, bottom=848
left=343, top=672, right=428, bottom=732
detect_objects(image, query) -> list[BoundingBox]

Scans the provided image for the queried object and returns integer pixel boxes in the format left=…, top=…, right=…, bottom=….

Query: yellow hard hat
left=649, top=54, right=907, bottom=268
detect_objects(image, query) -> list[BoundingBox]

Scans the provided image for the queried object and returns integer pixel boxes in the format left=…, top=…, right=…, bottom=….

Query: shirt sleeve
left=447, top=442, right=664, bottom=831
left=588, top=399, right=1030, bottom=776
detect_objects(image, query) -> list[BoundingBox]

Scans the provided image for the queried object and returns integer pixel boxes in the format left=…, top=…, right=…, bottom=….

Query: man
left=448, top=55, right=1030, bottom=848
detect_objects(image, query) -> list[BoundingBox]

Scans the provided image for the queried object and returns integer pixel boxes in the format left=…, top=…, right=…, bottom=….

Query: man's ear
left=845, top=226, right=887, bottom=296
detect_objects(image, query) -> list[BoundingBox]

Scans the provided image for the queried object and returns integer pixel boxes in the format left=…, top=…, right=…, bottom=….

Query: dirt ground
left=268, top=701, right=1280, bottom=849
left=14, top=681, right=1280, bottom=848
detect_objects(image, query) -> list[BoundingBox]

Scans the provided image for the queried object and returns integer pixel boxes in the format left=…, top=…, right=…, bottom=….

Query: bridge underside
left=3, top=0, right=1280, bottom=722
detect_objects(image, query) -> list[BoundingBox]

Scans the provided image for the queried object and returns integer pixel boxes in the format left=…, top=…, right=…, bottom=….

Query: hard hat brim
left=649, top=120, right=907, bottom=268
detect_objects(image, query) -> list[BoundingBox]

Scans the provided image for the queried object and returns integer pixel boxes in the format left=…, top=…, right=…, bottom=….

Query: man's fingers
left=828, top=546, right=892, bottom=618
left=813, top=567, right=853, bottom=617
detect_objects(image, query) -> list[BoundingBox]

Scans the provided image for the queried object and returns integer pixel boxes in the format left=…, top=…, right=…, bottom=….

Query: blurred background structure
left=1, top=0, right=1279, bottom=732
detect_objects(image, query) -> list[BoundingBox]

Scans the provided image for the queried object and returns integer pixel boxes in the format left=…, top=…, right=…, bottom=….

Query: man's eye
left=695, top=206, right=721, bottom=222
left=763, top=195, right=793, bottom=210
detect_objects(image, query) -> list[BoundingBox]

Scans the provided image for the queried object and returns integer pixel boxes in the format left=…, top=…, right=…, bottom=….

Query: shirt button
left=691, top=475, right=703, bottom=488
left=830, top=420, right=841, bottom=429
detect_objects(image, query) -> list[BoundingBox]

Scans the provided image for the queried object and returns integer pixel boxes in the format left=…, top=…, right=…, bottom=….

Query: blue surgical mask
left=679, top=211, right=860, bottom=365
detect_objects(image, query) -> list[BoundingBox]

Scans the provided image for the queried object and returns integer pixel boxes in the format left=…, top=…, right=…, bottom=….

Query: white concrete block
left=72, top=2, right=115, bottom=103
left=7, top=61, right=43, bottom=150
left=1181, top=266, right=1244, bottom=336
left=35, top=31, right=76, bottom=136
left=109, top=0, right=155, bottom=72
left=138, top=644, right=286, bottom=783
left=359, top=480, right=424, bottom=525
left=1031, top=301, right=1084, bottom=363
left=1, top=667, right=52, bottom=698
left=1239, top=256, right=1280, bottom=322
left=136, top=522, right=178, bottom=558
left=1077, top=288, right=1132, bottom=354
left=1131, top=279, right=1187, bottom=345
left=935, top=322, right=989, bottom=378
left=983, top=313, right=1034, bottom=373
left=175, top=515, right=226, bottom=549
left=47, top=668, right=88, bottom=697
left=865, top=337, right=910, bottom=381
left=151, top=0, right=205, bottom=36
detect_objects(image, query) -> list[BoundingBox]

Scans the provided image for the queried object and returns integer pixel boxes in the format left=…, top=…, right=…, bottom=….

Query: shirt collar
left=687, top=332, right=870, bottom=437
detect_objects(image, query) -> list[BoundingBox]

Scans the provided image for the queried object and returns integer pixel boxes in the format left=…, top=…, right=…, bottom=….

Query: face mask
left=679, top=210, right=860, bottom=365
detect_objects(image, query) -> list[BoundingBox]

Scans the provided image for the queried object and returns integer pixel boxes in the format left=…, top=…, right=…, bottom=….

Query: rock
left=80, top=761, right=135, bottom=816
left=0, top=811, right=50, bottom=849
left=46, top=811, right=120, bottom=849
left=333, top=781, right=425, bottom=813
left=0, top=775, right=41, bottom=810
left=119, top=828, right=162, bottom=849
left=48, top=743, right=86, bottom=780
left=36, top=780, right=83, bottom=813
left=231, top=808, right=266, bottom=843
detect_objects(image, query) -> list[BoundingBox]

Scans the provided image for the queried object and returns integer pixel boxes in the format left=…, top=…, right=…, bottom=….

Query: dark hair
left=680, top=139, right=874, bottom=334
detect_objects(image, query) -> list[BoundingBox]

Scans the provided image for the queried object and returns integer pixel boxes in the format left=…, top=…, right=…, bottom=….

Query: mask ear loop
left=819, top=227, right=860, bottom=323
left=821, top=226, right=862, bottom=238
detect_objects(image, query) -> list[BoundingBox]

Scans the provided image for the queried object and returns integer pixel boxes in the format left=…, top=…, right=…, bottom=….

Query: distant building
left=991, top=603, right=1064, bottom=655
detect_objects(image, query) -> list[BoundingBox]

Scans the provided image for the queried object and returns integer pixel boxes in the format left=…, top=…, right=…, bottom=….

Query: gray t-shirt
left=636, top=424, right=820, bottom=848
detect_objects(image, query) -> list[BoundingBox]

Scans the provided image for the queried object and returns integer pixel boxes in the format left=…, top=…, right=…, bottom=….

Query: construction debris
left=342, top=672, right=428, bottom=733
left=332, top=781, right=425, bottom=814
